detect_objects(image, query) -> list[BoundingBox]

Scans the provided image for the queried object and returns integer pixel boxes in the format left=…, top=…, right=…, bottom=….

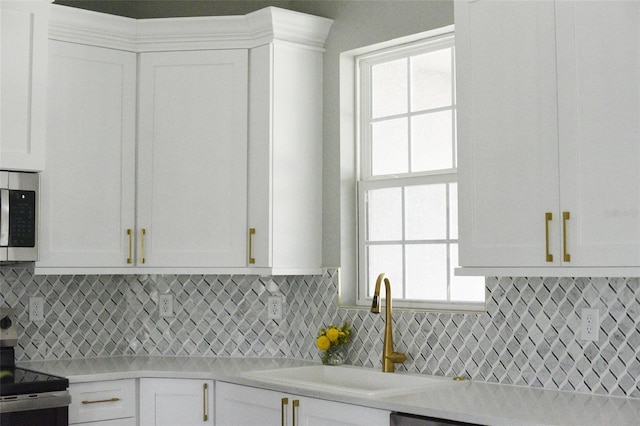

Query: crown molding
left=49, top=5, right=138, bottom=51
left=246, top=7, right=333, bottom=51
left=135, top=15, right=255, bottom=51
left=48, top=5, right=333, bottom=52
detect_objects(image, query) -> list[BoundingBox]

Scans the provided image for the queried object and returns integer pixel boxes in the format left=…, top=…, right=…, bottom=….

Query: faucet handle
left=386, top=351, right=407, bottom=364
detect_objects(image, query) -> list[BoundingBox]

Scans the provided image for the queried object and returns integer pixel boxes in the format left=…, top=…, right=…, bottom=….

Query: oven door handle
left=0, top=390, right=71, bottom=413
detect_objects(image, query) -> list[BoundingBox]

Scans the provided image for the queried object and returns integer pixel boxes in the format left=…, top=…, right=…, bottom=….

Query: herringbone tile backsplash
left=1, top=264, right=639, bottom=398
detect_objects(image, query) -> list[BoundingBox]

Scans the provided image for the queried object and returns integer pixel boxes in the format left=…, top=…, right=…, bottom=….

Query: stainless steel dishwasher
left=391, top=412, right=482, bottom=426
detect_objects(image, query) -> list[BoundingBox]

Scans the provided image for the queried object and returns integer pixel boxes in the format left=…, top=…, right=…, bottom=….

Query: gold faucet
left=370, top=273, right=407, bottom=372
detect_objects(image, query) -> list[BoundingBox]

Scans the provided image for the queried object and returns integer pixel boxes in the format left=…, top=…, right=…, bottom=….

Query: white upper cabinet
left=38, top=41, right=136, bottom=269
left=456, top=0, right=559, bottom=269
left=248, top=43, right=324, bottom=275
left=245, top=8, right=332, bottom=275
left=555, top=1, right=640, bottom=268
left=0, top=0, right=49, bottom=171
left=456, top=0, right=640, bottom=275
left=35, top=5, right=332, bottom=275
left=137, top=50, right=248, bottom=268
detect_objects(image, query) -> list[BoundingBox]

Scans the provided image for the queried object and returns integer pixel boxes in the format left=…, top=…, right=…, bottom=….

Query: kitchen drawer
left=69, top=379, right=136, bottom=424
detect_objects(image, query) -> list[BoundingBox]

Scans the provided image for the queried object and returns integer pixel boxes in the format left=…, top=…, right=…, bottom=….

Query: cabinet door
left=215, top=382, right=390, bottom=426
left=0, top=0, right=48, bottom=171
left=215, top=382, right=282, bottom=426
left=455, top=0, right=561, bottom=267
left=138, top=50, right=248, bottom=267
left=298, top=396, right=389, bottom=426
left=248, top=43, right=323, bottom=273
left=556, top=1, right=640, bottom=266
left=140, top=378, right=214, bottom=426
left=38, top=41, right=136, bottom=268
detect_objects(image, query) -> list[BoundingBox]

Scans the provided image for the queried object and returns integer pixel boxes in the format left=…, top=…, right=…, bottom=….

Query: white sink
left=242, top=365, right=453, bottom=398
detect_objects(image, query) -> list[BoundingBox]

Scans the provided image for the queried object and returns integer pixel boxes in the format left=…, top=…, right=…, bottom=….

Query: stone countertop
left=18, top=356, right=640, bottom=426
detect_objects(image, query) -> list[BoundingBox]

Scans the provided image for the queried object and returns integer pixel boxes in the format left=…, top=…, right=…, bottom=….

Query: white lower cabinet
left=215, top=382, right=390, bottom=426
left=71, top=377, right=389, bottom=426
left=139, top=378, right=214, bottom=426
left=68, top=379, right=136, bottom=426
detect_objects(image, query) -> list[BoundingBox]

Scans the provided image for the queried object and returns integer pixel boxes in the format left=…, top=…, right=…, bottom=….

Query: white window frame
left=339, top=25, right=486, bottom=313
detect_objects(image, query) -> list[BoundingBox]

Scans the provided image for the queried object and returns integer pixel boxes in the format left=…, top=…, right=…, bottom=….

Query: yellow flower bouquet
left=316, top=321, right=351, bottom=365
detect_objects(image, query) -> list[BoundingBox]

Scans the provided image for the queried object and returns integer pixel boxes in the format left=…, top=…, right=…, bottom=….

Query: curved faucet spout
left=370, top=273, right=407, bottom=372
left=370, top=273, right=388, bottom=313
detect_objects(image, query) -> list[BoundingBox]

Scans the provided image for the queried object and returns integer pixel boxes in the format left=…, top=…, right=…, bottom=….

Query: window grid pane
left=405, top=244, right=448, bottom=300
left=371, top=118, right=409, bottom=175
left=367, top=188, right=402, bottom=241
left=371, top=58, right=408, bottom=119
left=410, top=47, right=453, bottom=111
left=405, top=184, right=447, bottom=240
left=411, top=110, right=454, bottom=172
left=367, top=244, right=404, bottom=298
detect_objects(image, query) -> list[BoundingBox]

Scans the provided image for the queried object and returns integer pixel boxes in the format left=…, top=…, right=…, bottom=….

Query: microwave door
left=8, top=190, right=37, bottom=261
left=0, top=172, right=39, bottom=262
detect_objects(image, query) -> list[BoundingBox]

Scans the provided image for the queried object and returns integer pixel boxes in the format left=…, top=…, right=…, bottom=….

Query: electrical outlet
left=581, top=308, right=599, bottom=341
left=29, top=297, right=44, bottom=322
left=267, top=295, right=283, bottom=320
left=159, top=293, right=174, bottom=318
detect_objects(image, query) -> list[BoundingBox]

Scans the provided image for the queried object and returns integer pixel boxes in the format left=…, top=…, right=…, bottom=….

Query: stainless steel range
left=0, top=308, right=70, bottom=426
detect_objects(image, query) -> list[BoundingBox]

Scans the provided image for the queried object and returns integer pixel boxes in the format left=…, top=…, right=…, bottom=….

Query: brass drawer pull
left=203, top=383, right=208, bottom=421
left=545, top=212, right=553, bottom=262
left=127, top=229, right=133, bottom=264
left=140, top=228, right=146, bottom=264
left=82, top=397, right=120, bottom=405
left=292, top=399, right=300, bottom=426
left=563, top=211, right=571, bottom=262
left=281, top=397, right=288, bottom=426
left=249, top=228, right=256, bottom=264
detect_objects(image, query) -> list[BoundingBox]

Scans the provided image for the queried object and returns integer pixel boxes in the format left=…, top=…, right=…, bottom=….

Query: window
left=352, top=30, right=485, bottom=311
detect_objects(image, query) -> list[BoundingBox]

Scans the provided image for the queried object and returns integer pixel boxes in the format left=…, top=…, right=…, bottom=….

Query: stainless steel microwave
left=0, top=171, right=39, bottom=261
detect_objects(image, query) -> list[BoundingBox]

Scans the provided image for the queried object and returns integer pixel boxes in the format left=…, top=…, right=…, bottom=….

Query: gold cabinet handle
left=292, top=399, right=300, bottom=426
left=127, top=229, right=133, bottom=264
left=563, top=211, right=571, bottom=262
left=140, top=229, right=146, bottom=264
left=202, top=383, right=208, bottom=421
left=545, top=212, right=553, bottom=262
left=281, top=397, right=289, bottom=426
left=82, top=397, right=120, bottom=405
left=249, top=228, right=256, bottom=264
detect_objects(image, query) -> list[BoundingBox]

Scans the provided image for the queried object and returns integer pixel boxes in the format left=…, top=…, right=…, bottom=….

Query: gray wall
left=54, top=1, right=294, bottom=18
